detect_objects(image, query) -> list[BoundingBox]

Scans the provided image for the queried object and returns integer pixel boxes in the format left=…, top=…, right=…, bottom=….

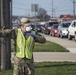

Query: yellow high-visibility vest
left=16, top=29, right=34, bottom=59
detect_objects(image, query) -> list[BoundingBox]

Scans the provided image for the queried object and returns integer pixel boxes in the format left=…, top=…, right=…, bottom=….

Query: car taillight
left=55, top=30, right=57, bottom=33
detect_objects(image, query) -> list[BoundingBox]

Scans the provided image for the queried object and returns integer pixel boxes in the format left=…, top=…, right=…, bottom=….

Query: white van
left=68, top=20, right=76, bottom=40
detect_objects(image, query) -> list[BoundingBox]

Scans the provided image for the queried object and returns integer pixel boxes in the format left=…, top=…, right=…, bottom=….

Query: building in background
left=58, top=14, right=73, bottom=22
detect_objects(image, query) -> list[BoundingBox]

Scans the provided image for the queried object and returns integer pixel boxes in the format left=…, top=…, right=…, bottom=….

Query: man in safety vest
left=0, top=17, right=46, bottom=75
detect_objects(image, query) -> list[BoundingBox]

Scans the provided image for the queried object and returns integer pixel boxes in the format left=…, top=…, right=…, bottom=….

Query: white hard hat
left=26, top=26, right=31, bottom=32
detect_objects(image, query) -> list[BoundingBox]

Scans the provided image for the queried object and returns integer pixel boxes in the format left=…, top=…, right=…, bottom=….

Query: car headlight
left=62, top=29, right=68, bottom=33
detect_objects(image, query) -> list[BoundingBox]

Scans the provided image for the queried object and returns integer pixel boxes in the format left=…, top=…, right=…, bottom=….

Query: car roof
left=53, top=24, right=59, bottom=26
left=60, top=21, right=71, bottom=23
left=50, top=21, right=58, bottom=22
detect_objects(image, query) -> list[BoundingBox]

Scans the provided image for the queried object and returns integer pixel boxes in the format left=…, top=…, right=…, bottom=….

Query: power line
left=13, top=7, right=31, bottom=16
left=13, top=7, right=30, bottom=10
left=13, top=2, right=28, bottom=6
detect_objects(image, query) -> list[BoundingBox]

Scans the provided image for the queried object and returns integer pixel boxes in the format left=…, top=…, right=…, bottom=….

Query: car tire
left=60, top=33, right=63, bottom=38
left=47, top=31, right=50, bottom=35
left=50, top=32, right=52, bottom=36
left=68, top=34, right=72, bottom=40
left=57, top=34, right=60, bottom=38
left=52, top=33, right=55, bottom=37
left=75, top=33, right=76, bottom=41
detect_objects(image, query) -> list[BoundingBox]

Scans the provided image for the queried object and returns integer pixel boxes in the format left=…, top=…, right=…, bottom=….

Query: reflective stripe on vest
left=16, top=29, right=34, bottom=59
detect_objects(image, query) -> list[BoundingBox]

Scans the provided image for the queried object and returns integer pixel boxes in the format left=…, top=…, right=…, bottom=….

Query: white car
left=57, top=21, right=71, bottom=38
left=68, top=20, right=76, bottom=41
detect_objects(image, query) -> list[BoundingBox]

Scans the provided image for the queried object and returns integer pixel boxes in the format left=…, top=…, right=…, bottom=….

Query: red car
left=50, top=24, right=59, bottom=36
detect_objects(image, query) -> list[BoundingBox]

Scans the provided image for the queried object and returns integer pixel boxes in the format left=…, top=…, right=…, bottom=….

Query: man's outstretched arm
left=35, top=34, right=46, bottom=44
left=0, top=29, right=13, bottom=37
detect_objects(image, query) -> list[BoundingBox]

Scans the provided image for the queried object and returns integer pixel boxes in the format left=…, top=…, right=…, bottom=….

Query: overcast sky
left=13, top=0, right=74, bottom=17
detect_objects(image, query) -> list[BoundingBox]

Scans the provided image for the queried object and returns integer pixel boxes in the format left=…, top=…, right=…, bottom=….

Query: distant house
left=58, top=14, right=73, bottom=22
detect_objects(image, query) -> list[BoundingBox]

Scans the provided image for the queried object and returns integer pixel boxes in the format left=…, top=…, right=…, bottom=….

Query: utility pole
left=1, top=0, right=12, bottom=70
left=1, top=0, right=6, bottom=70
left=51, top=0, right=54, bottom=19
left=31, top=4, right=38, bottom=32
left=0, top=0, right=1, bottom=29
left=73, top=0, right=75, bottom=19
left=53, top=8, right=56, bottom=18
left=10, top=0, right=12, bottom=29
left=0, top=0, right=1, bottom=68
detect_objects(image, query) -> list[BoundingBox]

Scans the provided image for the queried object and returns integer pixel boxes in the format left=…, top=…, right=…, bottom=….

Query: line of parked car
left=12, top=20, right=76, bottom=41
left=41, top=20, right=76, bottom=41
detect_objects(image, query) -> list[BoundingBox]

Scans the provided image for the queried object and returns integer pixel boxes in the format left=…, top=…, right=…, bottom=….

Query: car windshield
left=54, top=25, right=58, bottom=28
left=49, top=22, right=58, bottom=27
left=30, top=24, right=35, bottom=29
left=63, top=23, right=71, bottom=27
left=36, top=25, right=43, bottom=28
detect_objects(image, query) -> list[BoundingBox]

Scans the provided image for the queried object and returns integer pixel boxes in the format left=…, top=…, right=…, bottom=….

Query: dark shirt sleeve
left=0, top=30, right=6, bottom=37
left=11, top=29, right=17, bottom=39
left=35, top=34, right=46, bottom=44
left=0, top=29, right=12, bottom=37
left=0, top=29, right=16, bottom=38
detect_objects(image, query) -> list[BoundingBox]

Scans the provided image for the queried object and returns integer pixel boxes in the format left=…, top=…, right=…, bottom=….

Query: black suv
left=30, top=24, right=42, bottom=33
left=45, top=21, right=59, bottom=35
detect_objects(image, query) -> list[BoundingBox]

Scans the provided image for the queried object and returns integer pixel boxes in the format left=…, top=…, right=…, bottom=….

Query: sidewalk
left=11, top=52, right=76, bottom=63
left=33, top=52, right=76, bottom=62
left=67, top=48, right=76, bottom=53
left=33, top=48, right=76, bottom=62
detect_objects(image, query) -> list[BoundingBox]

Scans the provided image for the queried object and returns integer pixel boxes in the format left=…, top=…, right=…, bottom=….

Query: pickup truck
left=68, top=20, right=76, bottom=41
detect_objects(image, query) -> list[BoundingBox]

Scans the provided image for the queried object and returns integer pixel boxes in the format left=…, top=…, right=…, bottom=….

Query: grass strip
left=0, top=62, right=76, bottom=75
left=34, top=41, right=69, bottom=52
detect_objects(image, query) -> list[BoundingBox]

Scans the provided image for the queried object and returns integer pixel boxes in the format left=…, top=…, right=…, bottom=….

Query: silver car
left=57, top=21, right=71, bottom=38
